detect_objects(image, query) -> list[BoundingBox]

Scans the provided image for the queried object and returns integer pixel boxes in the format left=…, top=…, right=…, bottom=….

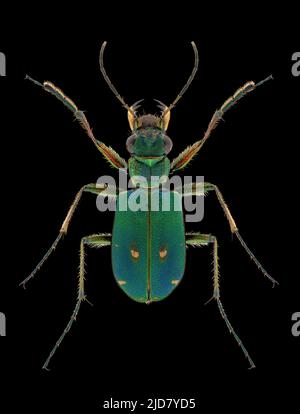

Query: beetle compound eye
left=126, top=134, right=137, bottom=153
left=164, top=135, right=173, bottom=154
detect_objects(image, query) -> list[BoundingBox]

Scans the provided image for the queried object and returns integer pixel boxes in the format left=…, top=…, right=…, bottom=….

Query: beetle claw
left=204, top=296, right=214, bottom=305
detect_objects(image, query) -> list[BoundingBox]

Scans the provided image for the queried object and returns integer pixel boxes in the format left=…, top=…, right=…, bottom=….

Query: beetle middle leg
left=186, top=232, right=255, bottom=369
left=20, top=184, right=117, bottom=288
left=204, top=182, right=278, bottom=286
left=42, top=233, right=111, bottom=370
left=179, top=182, right=278, bottom=286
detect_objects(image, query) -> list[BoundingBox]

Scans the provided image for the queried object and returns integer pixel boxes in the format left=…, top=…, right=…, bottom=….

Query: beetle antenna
left=167, top=41, right=199, bottom=113
left=99, top=41, right=135, bottom=116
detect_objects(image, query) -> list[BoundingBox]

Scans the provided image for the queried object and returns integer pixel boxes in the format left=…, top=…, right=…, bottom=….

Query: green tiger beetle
left=21, top=41, right=278, bottom=370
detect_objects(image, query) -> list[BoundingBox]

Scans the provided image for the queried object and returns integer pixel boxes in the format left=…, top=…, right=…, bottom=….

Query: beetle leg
left=20, top=184, right=117, bottom=288
left=171, top=76, right=273, bottom=172
left=25, top=75, right=127, bottom=169
left=42, top=233, right=111, bottom=370
left=204, top=183, right=278, bottom=286
left=186, top=232, right=255, bottom=369
left=181, top=182, right=278, bottom=287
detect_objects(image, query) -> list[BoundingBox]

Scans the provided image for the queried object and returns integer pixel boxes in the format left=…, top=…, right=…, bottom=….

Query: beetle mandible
left=21, top=41, right=278, bottom=370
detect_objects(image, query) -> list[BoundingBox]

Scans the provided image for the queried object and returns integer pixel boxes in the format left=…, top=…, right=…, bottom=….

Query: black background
left=0, top=14, right=299, bottom=411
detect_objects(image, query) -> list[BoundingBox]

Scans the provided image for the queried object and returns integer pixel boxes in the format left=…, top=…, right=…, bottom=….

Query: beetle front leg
left=180, top=182, right=278, bottom=286
left=25, top=76, right=127, bottom=169
left=171, top=76, right=273, bottom=172
left=186, top=232, right=255, bottom=369
left=42, top=233, right=111, bottom=370
left=20, top=184, right=117, bottom=288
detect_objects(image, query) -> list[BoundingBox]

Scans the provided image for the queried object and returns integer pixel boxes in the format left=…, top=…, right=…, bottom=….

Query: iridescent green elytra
left=21, top=41, right=278, bottom=370
left=112, top=188, right=186, bottom=303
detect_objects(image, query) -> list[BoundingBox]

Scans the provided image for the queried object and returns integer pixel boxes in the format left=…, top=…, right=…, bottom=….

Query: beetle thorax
left=127, top=126, right=171, bottom=187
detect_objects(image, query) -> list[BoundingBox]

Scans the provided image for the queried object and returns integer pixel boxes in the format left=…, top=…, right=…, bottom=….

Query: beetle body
left=22, top=41, right=277, bottom=370
left=111, top=115, right=186, bottom=303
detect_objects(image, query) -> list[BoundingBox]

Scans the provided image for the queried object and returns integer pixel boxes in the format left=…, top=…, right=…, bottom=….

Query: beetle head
left=99, top=41, right=198, bottom=158
left=126, top=100, right=173, bottom=157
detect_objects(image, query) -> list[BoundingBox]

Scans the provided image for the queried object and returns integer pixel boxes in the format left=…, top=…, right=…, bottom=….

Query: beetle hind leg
left=186, top=232, right=255, bottom=369
left=42, top=233, right=111, bottom=370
